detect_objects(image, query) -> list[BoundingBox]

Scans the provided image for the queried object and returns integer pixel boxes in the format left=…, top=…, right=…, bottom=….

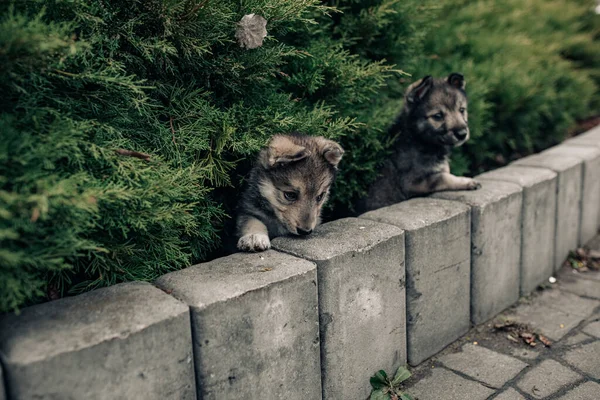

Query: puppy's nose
left=454, top=129, right=468, bottom=140
left=297, top=228, right=313, bottom=236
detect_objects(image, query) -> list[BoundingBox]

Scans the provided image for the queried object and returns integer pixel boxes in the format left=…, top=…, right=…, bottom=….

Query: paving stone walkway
left=403, top=236, right=600, bottom=400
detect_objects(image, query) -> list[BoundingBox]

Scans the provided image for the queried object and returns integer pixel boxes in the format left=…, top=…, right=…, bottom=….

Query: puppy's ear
left=406, top=75, right=433, bottom=104
left=447, top=73, right=466, bottom=90
left=316, top=137, right=344, bottom=167
left=260, top=135, right=309, bottom=168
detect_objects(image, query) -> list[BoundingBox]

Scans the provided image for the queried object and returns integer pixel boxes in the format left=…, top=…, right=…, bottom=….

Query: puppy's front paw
left=237, top=233, right=271, bottom=252
left=466, top=178, right=482, bottom=190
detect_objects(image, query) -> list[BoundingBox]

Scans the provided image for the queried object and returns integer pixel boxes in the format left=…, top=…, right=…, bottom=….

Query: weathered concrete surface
left=408, top=368, right=495, bottom=400
left=272, top=218, right=406, bottom=399
left=563, top=341, right=600, bottom=379
left=0, top=282, right=195, bottom=400
left=503, top=288, right=600, bottom=340
left=494, top=388, right=526, bottom=400
left=478, top=166, right=557, bottom=294
left=155, top=251, right=320, bottom=400
left=433, top=181, right=523, bottom=324
left=439, top=343, right=527, bottom=388
left=557, top=267, right=600, bottom=300
left=543, top=144, right=600, bottom=244
left=513, top=153, right=583, bottom=271
left=361, top=198, right=471, bottom=365
left=582, top=320, right=600, bottom=338
left=556, top=381, right=600, bottom=400
left=517, top=359, right=582, bottom=399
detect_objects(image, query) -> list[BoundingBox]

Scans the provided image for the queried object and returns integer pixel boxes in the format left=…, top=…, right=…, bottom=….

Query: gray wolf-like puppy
left=361, top=73, right=480, bottom=212
left=236, top=134, right=344, bottom=252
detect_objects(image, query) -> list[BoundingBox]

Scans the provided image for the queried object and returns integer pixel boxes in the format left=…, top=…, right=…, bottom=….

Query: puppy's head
left=404, top=73, right=469, bottom=147
left=257, top=134, right=343, bottom=236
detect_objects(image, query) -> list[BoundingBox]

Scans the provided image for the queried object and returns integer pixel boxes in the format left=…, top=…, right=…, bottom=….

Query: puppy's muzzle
left=297, top=228, right=313, bottom=236
left=453, top=128, right=468, bottom=141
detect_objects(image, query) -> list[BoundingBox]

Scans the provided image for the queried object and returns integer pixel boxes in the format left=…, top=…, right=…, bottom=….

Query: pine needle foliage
left=0, top=0, right=420, bottom=312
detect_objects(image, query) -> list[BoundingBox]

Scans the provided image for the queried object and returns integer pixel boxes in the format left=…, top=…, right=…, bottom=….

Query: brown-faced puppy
left=360, top=73, right=480, bottom=212
left=236, top=134, right=344, bottom=252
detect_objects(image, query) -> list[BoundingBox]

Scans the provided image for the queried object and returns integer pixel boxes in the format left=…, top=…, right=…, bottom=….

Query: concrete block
left=477, top=166, right=557, bottom=294
left=543, top=144, right=600, bottom=244
left=432, top=181, right=523, bottom=324
left=361, top=198, right=471, bottom=366
left=155, top=251, right=320, bottom=400
left=513, top=153, right=583, bottom=270
left=517, top=359, right=581, bottom=399
left=0, top=282, right=195, bottom=400
left=272, top=218, right=406, bottom=399
left=494, top=388, right=526, bottom=400
left=582, top=321, right=600, bottom=338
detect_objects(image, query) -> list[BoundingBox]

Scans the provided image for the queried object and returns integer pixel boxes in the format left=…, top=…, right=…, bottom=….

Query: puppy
left=236, top=134, right=344, bottom=252
left=361, top=73, right=480, bottom=212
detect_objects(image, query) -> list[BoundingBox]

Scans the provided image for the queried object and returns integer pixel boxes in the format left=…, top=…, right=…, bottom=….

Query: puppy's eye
left=459, top=107, right=466, bottom=114
left=316, top=192, right=325, bottom=202
left=284, top=191, right=298, bottom=201
left=432, top=112, right=444, bottom=121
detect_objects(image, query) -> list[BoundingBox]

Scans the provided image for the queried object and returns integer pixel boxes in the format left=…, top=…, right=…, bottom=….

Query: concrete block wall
left=360, top=198, right=471, bottom=366
left=0, top=126, right=599, bottom=399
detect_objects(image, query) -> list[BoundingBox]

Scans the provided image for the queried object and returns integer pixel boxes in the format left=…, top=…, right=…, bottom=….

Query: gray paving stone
left=509, top=347, right=540, bottom=361
left=0, top=282, right=195, bottom=400
left=517, top=359, right=582, bottom=399
left=155, top=251, right=321, bottom=400
left=493, top=388, right=526, bottom=400
left=513, top=153, right=583, bottom=271
left=582, top=320, right=600, bottom=338
left=439, top=344, right=528, bottom=388
left=564, top=333, right=593, bottom=346
left=361, top=198, right=471, bottom=365
left=507, top=289, right=600, bottom=340
left=408, top=368, right=495, bottom=400
left=563, top=341, right=600, bottom=379
left=478, top=166, right=557, bottom=294
left=555, top=381, right=600, bottom=400
left=273, top=218, right=406, bottom=400
left=546, top=144, right=600, bottom=244
left=432, top=180, right=523, bottom=324
left=558, top=267, right=600, bottom=299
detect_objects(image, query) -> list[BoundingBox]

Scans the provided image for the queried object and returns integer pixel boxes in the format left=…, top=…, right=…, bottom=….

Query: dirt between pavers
left=403, top=285, right=600, bottom=393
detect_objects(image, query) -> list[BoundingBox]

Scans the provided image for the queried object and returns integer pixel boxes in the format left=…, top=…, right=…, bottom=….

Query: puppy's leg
left=237, top=216, right=271, bottom=252
left=412, top=172, right=481, bottom=194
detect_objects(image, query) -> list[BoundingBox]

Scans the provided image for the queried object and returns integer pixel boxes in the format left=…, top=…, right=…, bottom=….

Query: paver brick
left=493, top=388, right=526, bottom=400
left=557, top=268, right=600, bottom=300
left=555, top=381, right=600, bottom=400
left=506, top=289, right=600, bottom=340
left=432, top=180, right=522, bottom=324
left=361, top=198, right=471, bottom=365
left=0, top=282, right=195, bottom=400
left=408, top=368, right=495, bottom=400
left=439, top=344, right=528, bottom=388
left=517, top=359, right=582, bottom=399
left=564, top=333, right=594, bottom=346
left=563, top=341, right=600, bottom=379
left=272, top=218, right=406, bottom=400
left=477, top=166, right=557, bottom=294
left=513, top=153, right=583, bottom=271
left=582, top=320, right=600, bottom=338
left=155, top=251, right=321, bottom=400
